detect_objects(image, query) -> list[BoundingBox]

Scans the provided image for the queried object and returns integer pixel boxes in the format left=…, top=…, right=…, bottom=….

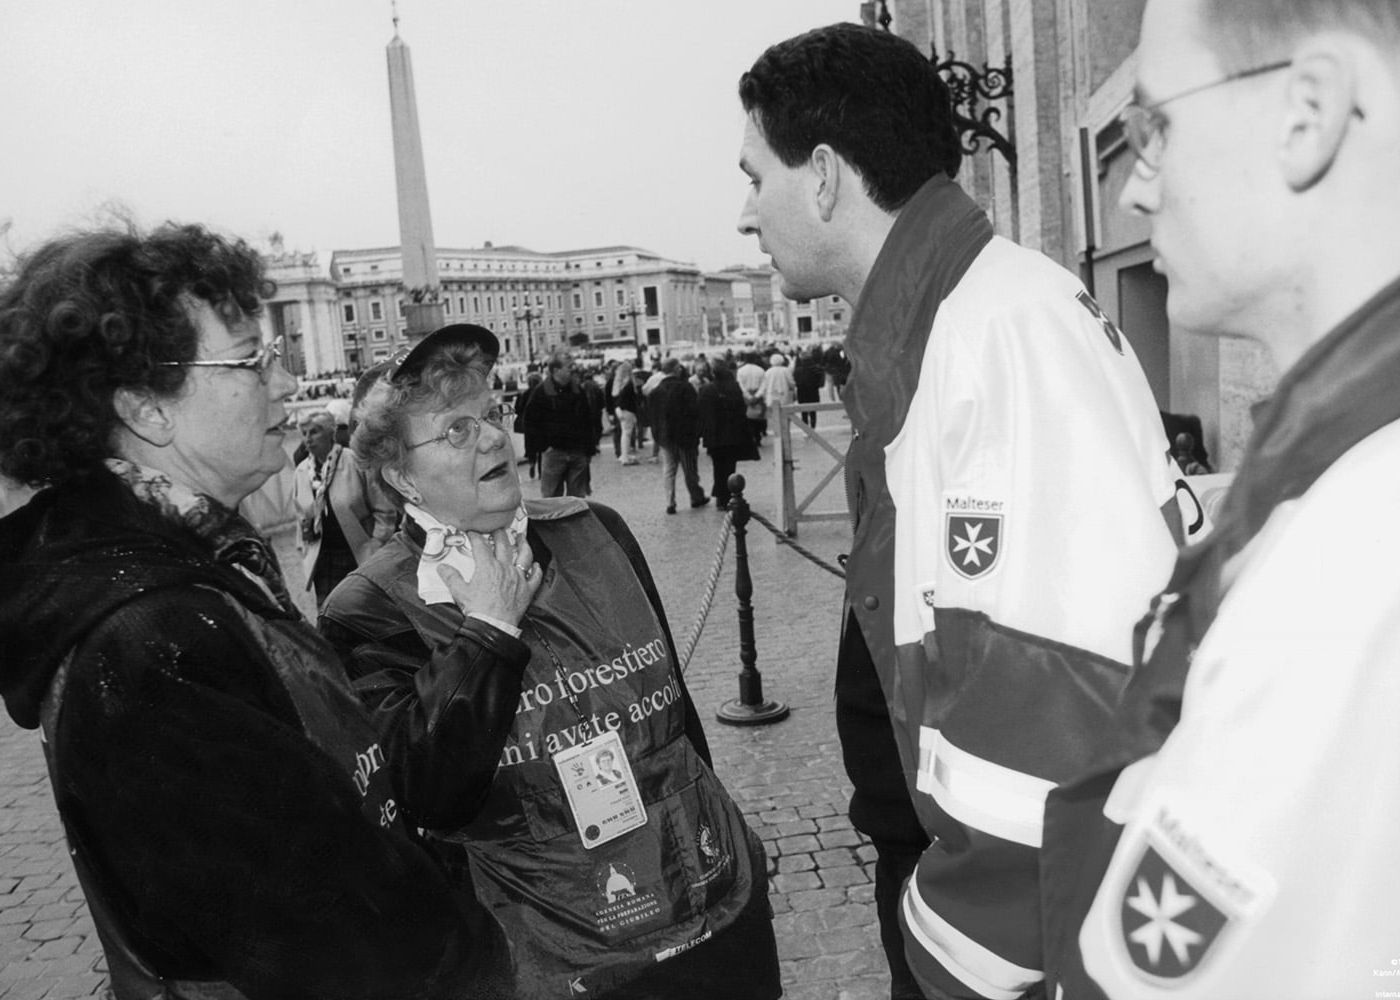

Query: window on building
left=397, top=299, right=406, bottom=318
left=615, top=289, right=625, bottom=306
left=511, top=295, right=519, bottom=309
left=593, top=290, right=604, bottom=308
left=370, top=265, right=380, bottom=272
left=643, top=286, right=659, bottom=317
left=572, top=291, right=583, bottom=309
left=341, top=266, right=352, bottom=275
left=372, top=328, right=387, bottom=341
left=798, top=316, right=813, bottom=333
left=536, top=293, right=543, bottom=306
left=459, top=296, right=467, bottom=314
left=443, top=298, right=453, bottom=316
left=833, top=311, right=843, bottom=321
left=595, top=314, right=605, bottom=325
left=832, top=296, right=841, bottom=303
left=576, top=316, right=584, bottom=326
left=370, top=300, right=383, bottom=322
left=342, top=303, right=356, bottom=323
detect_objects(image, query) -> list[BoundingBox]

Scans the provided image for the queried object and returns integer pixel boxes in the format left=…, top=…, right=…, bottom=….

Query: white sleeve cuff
left=466, top=611, right=522, bottom=639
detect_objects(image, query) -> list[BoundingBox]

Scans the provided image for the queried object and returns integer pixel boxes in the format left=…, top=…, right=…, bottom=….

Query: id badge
left=552, top=730, right=647, bottom=849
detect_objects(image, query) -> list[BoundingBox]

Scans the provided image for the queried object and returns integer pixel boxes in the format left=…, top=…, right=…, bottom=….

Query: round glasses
left=159, top=335, right=285, bottom=383
left=405, top=403, right=514, bottom=451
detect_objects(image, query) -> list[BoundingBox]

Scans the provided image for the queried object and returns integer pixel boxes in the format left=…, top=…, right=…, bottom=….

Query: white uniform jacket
left=882, top=238, right=1178, bottom=998
left=1079, top=418, right=1400, bottom=999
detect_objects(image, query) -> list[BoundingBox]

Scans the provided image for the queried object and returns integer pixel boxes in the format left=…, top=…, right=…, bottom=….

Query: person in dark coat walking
left=513, top=371, right=544, bottom=479
left=697, top=360, right=760, bottom=510
left=792, top=346, right=824, bottom=428
left=649, top=359, right=709, bottom=514
left=523, top=351, right=598, bottom=497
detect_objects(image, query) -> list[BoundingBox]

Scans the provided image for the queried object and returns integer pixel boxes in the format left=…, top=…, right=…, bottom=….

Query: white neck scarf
left=403, top=501, right=529, bottom=605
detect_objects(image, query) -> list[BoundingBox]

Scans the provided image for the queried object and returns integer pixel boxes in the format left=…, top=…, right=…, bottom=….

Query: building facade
left=315, top=242, right=702, bottom=372
left=701, top=265, right=852, bottom=346
left=879, top=0, right=1278, bottom=472
left=259, top=249, right=341, bottom=377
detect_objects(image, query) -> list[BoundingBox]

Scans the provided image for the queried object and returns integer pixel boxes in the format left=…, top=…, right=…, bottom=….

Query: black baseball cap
left=388, top=323, right=500, bottom=383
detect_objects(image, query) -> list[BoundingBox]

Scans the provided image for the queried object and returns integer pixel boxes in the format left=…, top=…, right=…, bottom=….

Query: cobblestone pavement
left=0, top=407, right=884, bottom=999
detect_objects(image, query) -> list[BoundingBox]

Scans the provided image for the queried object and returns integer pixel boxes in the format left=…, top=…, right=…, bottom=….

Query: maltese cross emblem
left=946, top=514, right=1002, bottom=579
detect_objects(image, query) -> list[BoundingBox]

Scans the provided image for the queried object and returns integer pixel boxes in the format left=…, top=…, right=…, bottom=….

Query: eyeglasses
left=405, top=403, right=514, bottom=451
left=1120, top=60, right=1291, bottom=175
left=159, top=335, right=285, bottom=382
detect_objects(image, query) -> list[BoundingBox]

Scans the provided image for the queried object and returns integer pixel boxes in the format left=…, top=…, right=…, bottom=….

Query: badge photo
left=945, top=512, right=1003, bottom=579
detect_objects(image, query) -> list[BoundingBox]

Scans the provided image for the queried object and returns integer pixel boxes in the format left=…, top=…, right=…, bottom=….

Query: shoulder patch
left=1106, top=804, right=1276, bottom=988
left=1076, top=289, right=1125, bottom=355
left=943, top=495, right=1005, bottom=580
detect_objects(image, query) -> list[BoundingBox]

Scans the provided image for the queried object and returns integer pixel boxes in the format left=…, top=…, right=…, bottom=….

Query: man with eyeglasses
left=1042, top=2, right=1400, bottom=997
left=736, top=23, right=1181, bottom=1000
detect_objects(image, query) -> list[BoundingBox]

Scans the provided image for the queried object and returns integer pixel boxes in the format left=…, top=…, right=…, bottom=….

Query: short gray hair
left=298, top=409, right=335, bottom=433
left=1198, top=0, right=1400, bottom=69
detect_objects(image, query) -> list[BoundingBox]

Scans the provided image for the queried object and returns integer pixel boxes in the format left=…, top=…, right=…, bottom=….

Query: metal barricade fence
left=773, top=401, right=849, bottom=536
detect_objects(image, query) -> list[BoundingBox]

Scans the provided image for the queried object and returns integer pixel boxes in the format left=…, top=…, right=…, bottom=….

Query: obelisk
left=386, top=5, right=443, bottom=341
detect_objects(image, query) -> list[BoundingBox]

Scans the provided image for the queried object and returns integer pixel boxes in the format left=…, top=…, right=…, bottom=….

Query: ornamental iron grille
left=871, top=0, right=1017, bottom=166
left=933, top=50, right=1016, bottom=166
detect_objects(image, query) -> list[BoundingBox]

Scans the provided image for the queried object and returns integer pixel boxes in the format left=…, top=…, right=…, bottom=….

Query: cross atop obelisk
left=386, top=4, right=443, bottom=341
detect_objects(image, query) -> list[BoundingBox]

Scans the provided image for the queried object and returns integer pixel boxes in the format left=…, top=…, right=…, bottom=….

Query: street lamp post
left=514, top=307, right=540, bottom=365
left=624, top=296, right=644, bottom=367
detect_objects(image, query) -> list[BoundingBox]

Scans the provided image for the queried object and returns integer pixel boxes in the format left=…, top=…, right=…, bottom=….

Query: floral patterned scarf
left=105, top=458, right=299, bottom=617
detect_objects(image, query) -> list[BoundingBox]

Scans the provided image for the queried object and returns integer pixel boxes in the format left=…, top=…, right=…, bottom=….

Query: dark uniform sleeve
left=588, top=502, right=713, bottom=766
left=318, top=574, right=530, bottom=831
left=56, top=588, right=497, bottom=1000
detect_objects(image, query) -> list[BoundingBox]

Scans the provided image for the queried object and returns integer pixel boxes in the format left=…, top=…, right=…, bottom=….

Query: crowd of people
left=504, top=343, right=848, bottom=517
left=0, top=3, right=1397, bottom=999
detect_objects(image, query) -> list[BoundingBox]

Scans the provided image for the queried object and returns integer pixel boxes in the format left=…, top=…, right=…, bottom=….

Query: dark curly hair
left=0, top=223, right=275, bottom=487
left=738, top=23, right=962, bottom=211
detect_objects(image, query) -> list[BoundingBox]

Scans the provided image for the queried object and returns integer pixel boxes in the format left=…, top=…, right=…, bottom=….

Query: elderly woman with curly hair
left=318, top=324, right=782, bottom=1000
left=0, top=224, right=509, bottom=999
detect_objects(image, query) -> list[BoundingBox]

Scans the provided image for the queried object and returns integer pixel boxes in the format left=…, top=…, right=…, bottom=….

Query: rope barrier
left=676, top=510, right=735, bottom=675
left=746, top=509, right=847, bottom=579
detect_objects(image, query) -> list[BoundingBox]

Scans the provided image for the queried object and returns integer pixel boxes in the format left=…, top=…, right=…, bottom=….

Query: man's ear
left=380, top=464, right=417, bottom=503
left=1278, top=47, right=1358, bottom=191
left=811, top=144, right=844, bottom=221
left=112, top=387, right=176, bottom=447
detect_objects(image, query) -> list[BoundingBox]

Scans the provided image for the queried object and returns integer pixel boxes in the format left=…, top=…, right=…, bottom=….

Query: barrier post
left=716, top=473, right=790, bottom=726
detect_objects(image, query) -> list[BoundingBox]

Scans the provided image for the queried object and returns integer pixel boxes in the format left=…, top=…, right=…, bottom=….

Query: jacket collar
left=842, top=174, right=994, bottom=446
left=1213, top=271, right=1400, bottom=561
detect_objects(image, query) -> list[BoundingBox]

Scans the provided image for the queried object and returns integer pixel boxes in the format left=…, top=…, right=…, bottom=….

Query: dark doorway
left=1117, top=261, right=1170, bottom=407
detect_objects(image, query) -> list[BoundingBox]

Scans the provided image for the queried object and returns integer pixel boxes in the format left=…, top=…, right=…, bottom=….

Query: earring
left=407, top=491, right=423, bottom=505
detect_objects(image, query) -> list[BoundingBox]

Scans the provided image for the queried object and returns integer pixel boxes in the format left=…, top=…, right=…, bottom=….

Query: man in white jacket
left=1048, top=2, right=1400, bottom=998
left=736, top=24, right=1180, bottom=1000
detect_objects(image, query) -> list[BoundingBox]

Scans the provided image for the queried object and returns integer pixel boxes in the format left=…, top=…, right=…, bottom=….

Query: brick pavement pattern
left=0, top=412, right=887, bottom=999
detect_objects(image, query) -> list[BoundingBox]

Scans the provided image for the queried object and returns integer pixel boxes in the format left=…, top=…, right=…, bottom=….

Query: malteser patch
left=944, top=495, right=1005, bottom=580
left=1110, top=804, right=1275, bottom=987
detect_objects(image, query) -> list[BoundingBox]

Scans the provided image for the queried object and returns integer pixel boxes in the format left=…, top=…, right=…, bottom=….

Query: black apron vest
left=365, top=500, right=763, bottom=999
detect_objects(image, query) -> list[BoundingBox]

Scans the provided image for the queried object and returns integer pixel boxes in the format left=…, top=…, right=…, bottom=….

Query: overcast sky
left=2, top=0, right=861, bottom=273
